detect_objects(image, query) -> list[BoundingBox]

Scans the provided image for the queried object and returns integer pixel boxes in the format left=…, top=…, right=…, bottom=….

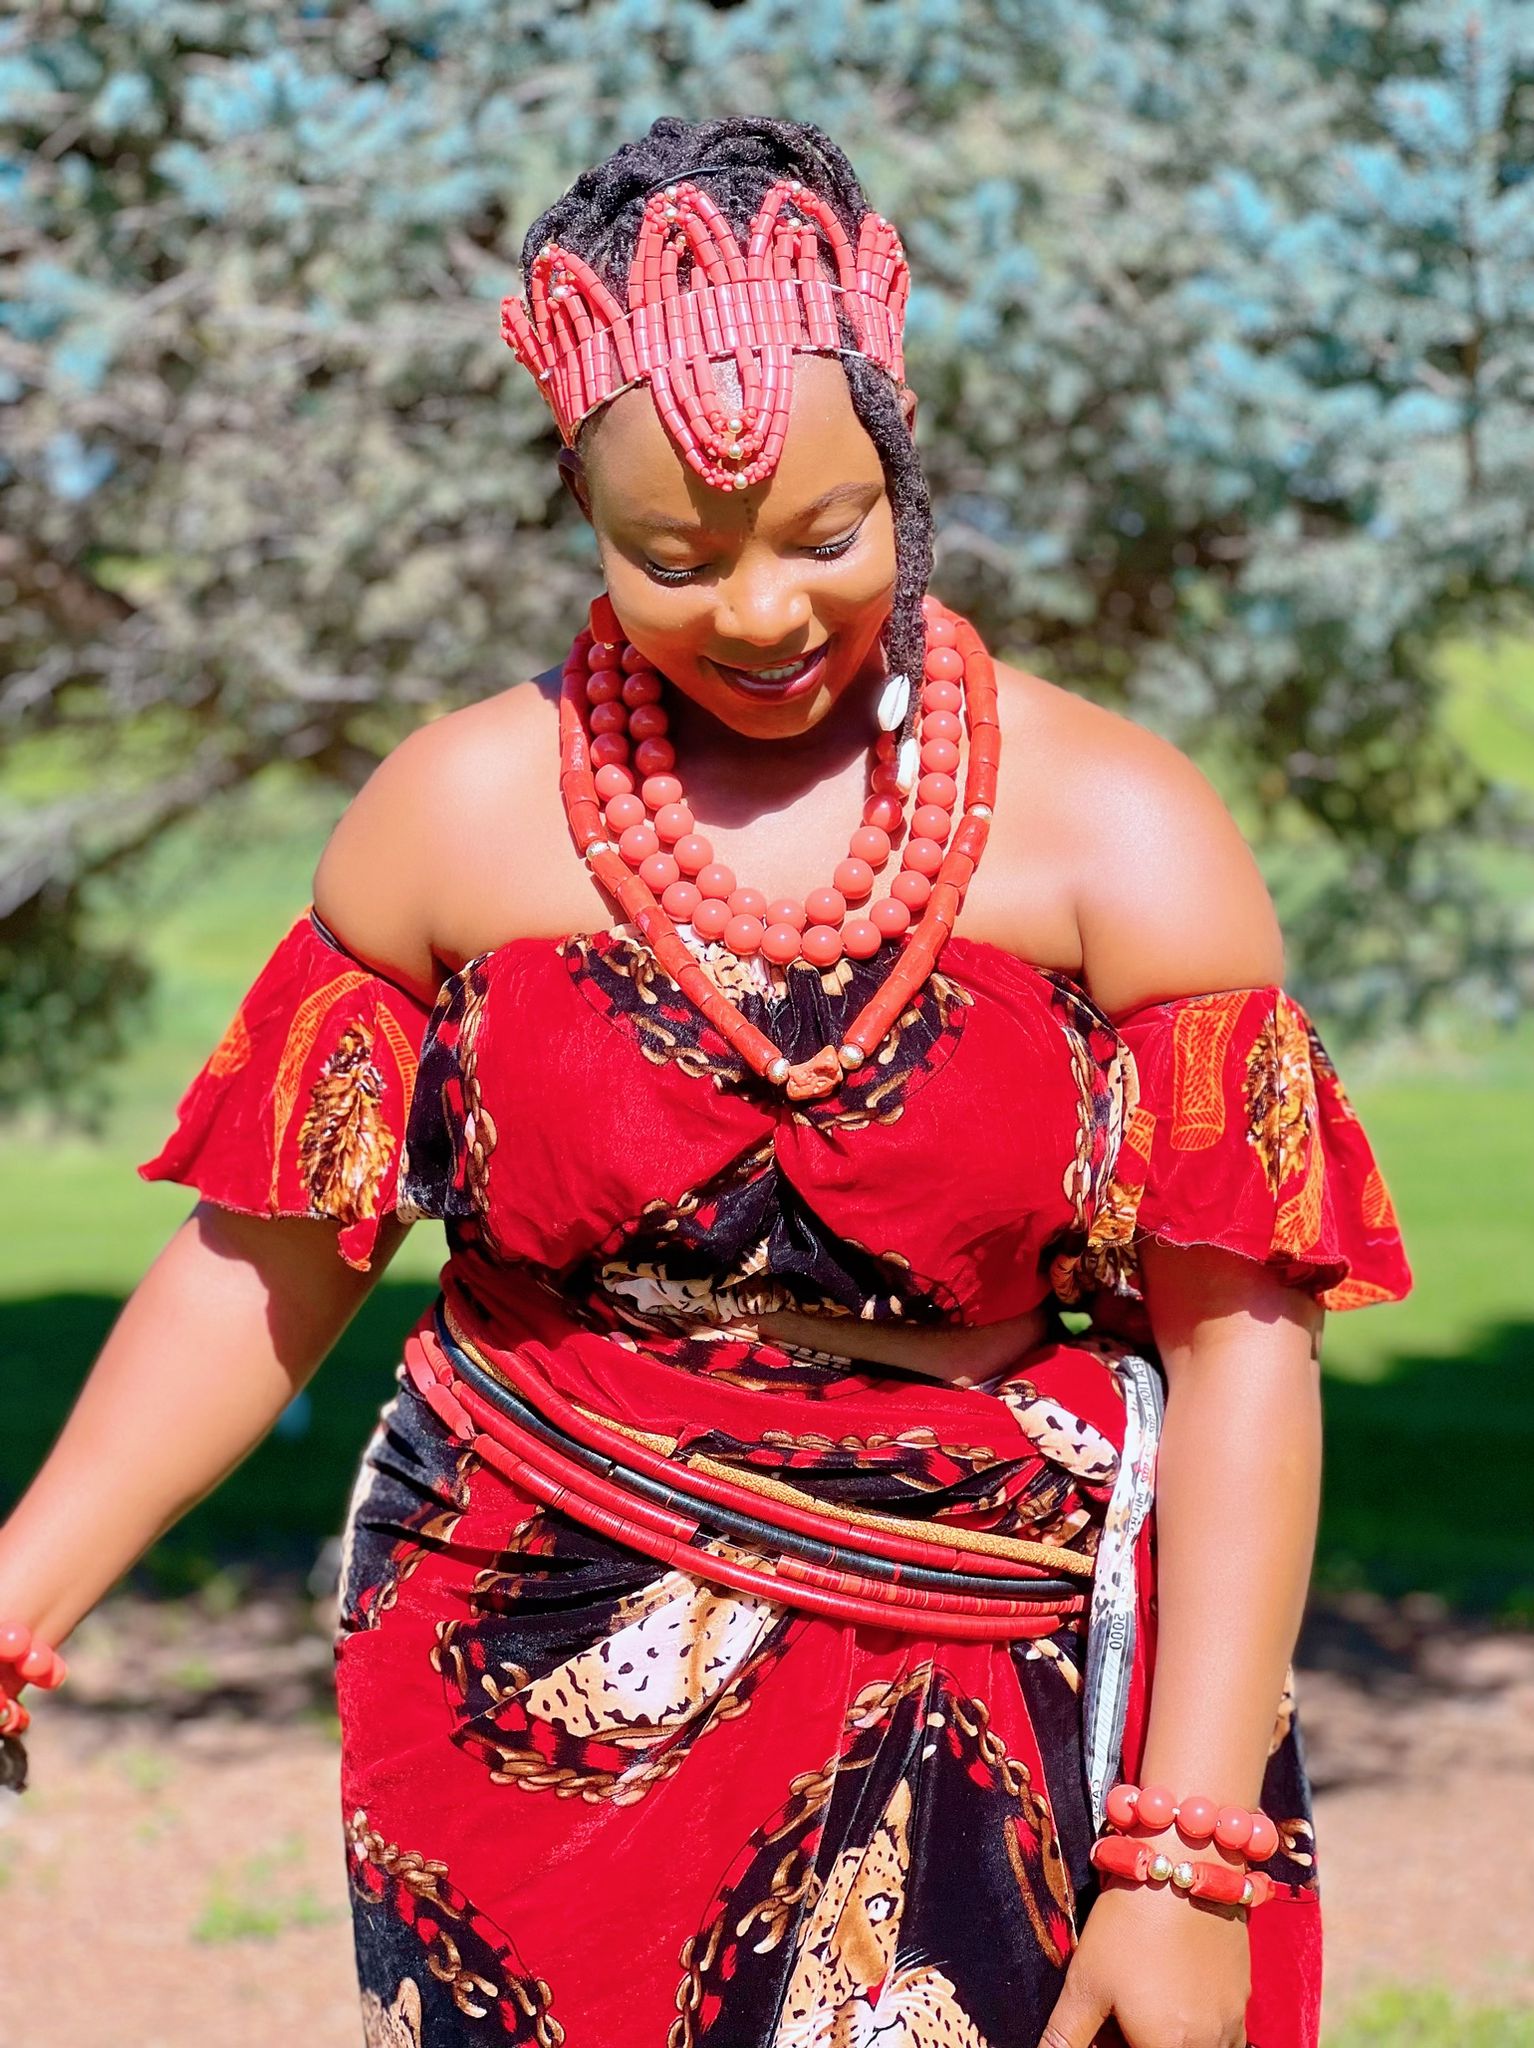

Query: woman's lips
left=708, top=643, right=831, bottom=700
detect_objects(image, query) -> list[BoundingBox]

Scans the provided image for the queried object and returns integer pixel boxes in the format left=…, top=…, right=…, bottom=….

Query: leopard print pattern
left=772, top=1777, right=990, bottom=2047
left=438, top=1545, right=794, bottom=1805
left=361, top=1976, right=424, bottom=2048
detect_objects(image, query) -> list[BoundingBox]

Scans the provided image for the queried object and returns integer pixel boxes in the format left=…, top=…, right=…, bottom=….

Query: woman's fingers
left=1039, top=1971, right=1112, bottom=2048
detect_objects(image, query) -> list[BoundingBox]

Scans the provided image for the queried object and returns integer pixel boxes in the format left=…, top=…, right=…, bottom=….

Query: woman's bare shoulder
left=992, top=661, right=1284, bottom=1016
left=310, top=672, right=562, bottom=1002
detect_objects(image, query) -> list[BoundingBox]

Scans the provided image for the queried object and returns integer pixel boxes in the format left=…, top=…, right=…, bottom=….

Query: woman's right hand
left=1041, top=1868, right=1252, bottom=2048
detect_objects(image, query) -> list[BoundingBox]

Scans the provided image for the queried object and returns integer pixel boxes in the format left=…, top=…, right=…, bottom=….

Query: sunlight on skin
left=748, top=1301, right=1054, bottom=1388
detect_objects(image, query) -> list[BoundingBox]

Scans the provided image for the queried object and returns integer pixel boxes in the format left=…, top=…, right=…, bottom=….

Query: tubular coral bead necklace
left=558, top=589, right=1000, bottom=1102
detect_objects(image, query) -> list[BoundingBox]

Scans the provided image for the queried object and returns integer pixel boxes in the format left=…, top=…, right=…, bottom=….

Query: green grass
left=1328, top=1984, right=1534, bottom=2047
left=1, top=762, right=1531, bottom=1612
left=1311, top=1014, right=1534, bottom=1615
left=191, top=1835, right=338, bottom=1944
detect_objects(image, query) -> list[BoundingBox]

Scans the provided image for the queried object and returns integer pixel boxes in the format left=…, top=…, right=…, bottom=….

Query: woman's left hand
left=1040, top=1857, right=1252, bottom=2048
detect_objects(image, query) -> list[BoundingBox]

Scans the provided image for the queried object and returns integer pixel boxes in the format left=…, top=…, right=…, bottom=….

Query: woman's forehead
left=580, top=355, right=883, bottom=526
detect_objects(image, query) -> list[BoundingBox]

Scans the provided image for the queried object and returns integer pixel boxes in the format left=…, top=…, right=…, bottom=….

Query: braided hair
left=520, top=115, right=933, bottom=734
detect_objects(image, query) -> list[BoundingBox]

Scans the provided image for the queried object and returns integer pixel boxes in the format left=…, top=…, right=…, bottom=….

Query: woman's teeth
left=719, top=647, right=826, bottom=689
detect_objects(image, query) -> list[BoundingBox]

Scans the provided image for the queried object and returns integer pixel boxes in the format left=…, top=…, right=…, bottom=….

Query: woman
left=0, top=118, right=1410, bottom=2048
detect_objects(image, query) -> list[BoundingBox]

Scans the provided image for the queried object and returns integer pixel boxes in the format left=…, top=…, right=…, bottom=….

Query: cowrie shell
left=876, top=670, right=910, bottom=732
left=896, top=734, right=919, bottom=794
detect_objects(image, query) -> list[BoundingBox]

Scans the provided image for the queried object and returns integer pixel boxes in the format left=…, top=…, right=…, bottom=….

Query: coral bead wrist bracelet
left=1103, top=1780, right=1281, bottom=1863
left=1090, top=1833, right=1275, bottom=1908
left=0, top=1621, right=67, bottom=1735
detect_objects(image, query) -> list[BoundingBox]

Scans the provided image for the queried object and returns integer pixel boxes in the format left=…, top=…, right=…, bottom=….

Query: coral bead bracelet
left=1090, top=1833, right=1275, bottom=1909
left=0, top=1621, right=67, bottom=1737
left=1103, top=1780, right=1281, bottom=1863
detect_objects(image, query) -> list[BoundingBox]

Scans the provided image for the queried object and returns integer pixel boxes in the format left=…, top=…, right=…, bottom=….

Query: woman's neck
left=660, top=646, right=888, bottom=824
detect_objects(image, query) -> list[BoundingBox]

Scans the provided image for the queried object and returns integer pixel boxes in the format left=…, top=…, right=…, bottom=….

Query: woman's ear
left=557, top=448, right=593, bottom=522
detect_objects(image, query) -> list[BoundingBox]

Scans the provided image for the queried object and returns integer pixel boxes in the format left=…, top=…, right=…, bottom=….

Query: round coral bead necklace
left=559, top=591, right=1000, bottom=1100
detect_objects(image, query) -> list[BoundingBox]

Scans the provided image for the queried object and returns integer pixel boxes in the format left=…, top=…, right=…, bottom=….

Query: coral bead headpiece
left=501, top=177, right=910, bottom=491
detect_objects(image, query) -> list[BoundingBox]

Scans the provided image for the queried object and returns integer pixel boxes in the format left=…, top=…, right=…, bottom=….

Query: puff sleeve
left=1055, top=985, right=1413, bottom=1311
left=136, top=905, right=439, bottom=1272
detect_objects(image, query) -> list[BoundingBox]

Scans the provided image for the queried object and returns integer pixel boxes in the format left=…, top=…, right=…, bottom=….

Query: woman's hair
left=520, top=115, right=933, bottom=702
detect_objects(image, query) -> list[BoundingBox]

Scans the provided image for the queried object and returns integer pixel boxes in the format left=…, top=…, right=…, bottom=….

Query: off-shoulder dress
left=140, top=896, right=1411, bottom=2048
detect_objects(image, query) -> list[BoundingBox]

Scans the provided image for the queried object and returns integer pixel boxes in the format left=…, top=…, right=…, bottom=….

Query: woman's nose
left=712, top=569, right=813, bottom=648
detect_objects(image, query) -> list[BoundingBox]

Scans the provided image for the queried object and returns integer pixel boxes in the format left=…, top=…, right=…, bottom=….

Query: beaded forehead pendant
left=500, top=177, right=910, bottom=490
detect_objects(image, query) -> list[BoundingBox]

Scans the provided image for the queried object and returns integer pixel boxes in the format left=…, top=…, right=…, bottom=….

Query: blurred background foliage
left=4, top=0, right=1534, bottom=1119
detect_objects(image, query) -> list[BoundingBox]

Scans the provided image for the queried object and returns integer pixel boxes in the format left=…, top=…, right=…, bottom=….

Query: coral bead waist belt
left=408, top=1297, right=1096, bottom=1643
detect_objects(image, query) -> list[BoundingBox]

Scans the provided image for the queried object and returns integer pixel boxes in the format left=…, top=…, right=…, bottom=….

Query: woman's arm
left=1134, top=1241, right=1324, bottom=1813
left=1042, top=1246, right=1324, bottom=2048
left=1, top=735, right=453, bottom=1659
left=1032, top=696, right=1322, bottom=2043
left=0, top=1203, right=408, bottom=1654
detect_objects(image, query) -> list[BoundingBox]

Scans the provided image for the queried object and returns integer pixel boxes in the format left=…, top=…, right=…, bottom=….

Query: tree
left=3, top=0, right=1531, bottom=1109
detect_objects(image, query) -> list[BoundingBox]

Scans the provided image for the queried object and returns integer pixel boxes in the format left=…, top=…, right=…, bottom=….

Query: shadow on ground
left=1316, top=1315, right=1534, bottom=1618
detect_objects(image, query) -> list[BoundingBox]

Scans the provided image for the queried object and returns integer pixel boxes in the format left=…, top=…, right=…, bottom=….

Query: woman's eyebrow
left=635, top=481, right=879, bottom=537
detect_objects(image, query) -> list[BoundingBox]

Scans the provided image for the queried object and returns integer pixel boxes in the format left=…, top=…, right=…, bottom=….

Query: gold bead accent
left=838, top=1043, right=865, bottom=1069
left=767, top=1057, right=791, bottom=1085
left=1241, top=1878, right=1255, bottom=1907
left=1147, top=1852, right=1173, bottom=1882
left=1170, top=1860, right=1197, bottom=1891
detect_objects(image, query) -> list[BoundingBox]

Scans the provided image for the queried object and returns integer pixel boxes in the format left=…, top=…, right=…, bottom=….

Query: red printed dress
left=139, top=899, right=1412, bottom=2048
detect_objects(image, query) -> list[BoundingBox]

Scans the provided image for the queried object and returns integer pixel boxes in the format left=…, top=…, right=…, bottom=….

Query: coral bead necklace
left=559, top=590, right=999, bottom=1100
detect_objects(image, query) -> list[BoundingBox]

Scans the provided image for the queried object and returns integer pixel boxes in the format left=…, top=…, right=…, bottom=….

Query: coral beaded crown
left=500, top=176, right=911, bottom=488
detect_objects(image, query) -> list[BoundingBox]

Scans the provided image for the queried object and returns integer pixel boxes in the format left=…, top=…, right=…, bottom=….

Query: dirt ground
left=3, top=1584, right=1531, bottom=2046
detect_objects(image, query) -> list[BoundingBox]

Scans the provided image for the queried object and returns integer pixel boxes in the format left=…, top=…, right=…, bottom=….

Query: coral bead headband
left=500, top=176, right=911, bottom=492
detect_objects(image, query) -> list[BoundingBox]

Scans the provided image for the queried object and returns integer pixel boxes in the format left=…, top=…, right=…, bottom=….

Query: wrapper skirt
left=333, top=1301, right=1323, bottom=2048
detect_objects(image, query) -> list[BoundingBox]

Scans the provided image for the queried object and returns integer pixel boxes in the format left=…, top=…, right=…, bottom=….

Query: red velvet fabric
left=139, top=903, right=1409, bottom=2046
left=1098, top=985, right=1414, bottom=1310
left=136, top=909, right=434, bottom=1271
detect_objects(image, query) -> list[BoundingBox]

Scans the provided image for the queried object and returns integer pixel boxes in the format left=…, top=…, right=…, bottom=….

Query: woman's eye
left=807, top=523, right=865, bottom=561
left=641, top=524, right=865, bottom=586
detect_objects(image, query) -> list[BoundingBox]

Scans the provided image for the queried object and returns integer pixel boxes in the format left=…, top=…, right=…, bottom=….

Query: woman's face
left=563, top=354, right=915, bottom=742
